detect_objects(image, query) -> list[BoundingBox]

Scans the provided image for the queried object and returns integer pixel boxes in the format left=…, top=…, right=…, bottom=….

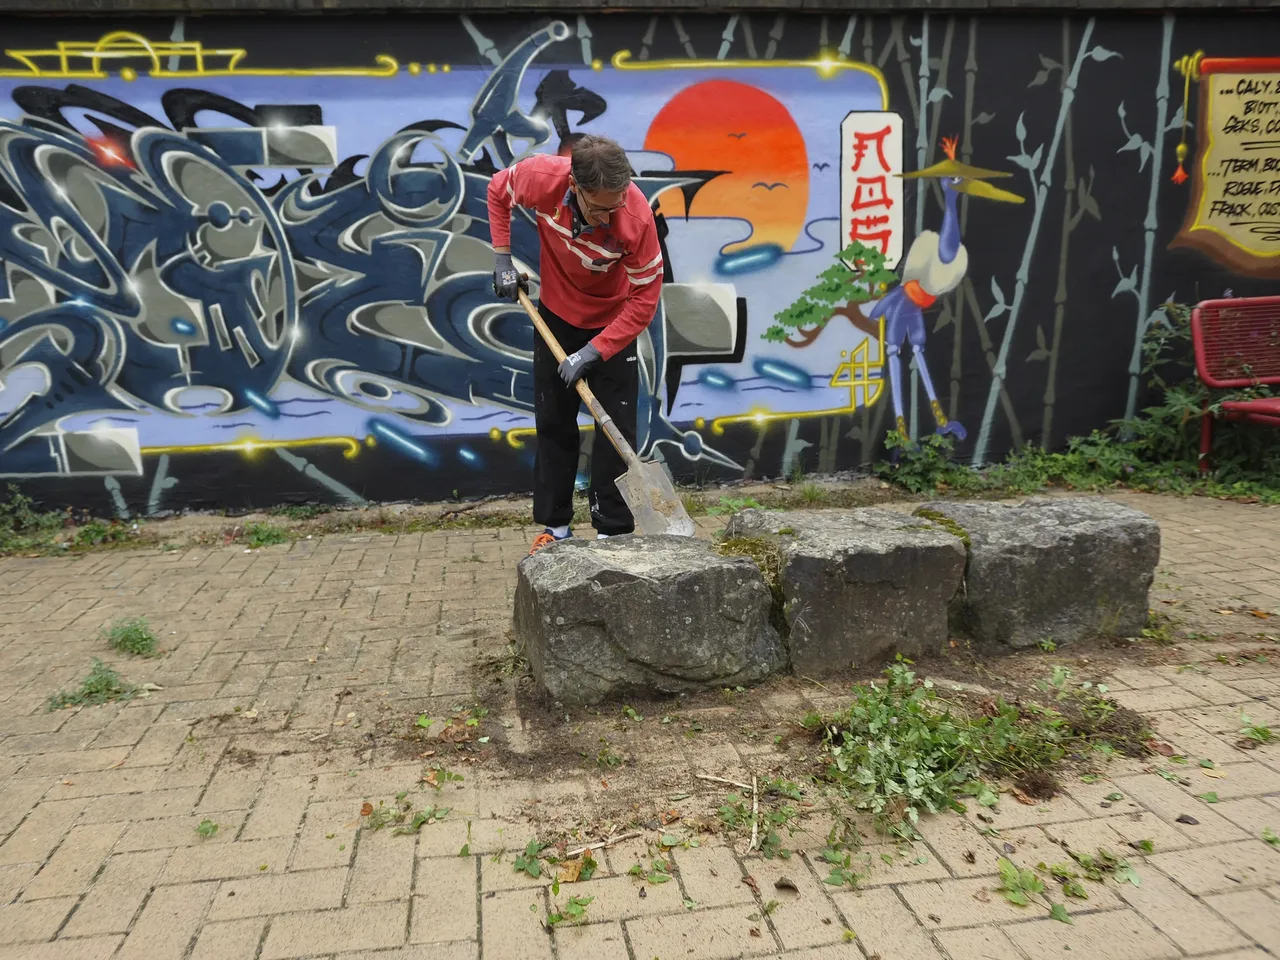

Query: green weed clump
left=875, top=302, right=1280, bottom=503
left=104, top=617, right=158, bottom=657
left=244, top=522, right=289, bottom=548
left=809, top=658, right=1136, bottom=837
left=0, top=484, right=66, bottom=553
left=47, top=659, right=138, bottom=711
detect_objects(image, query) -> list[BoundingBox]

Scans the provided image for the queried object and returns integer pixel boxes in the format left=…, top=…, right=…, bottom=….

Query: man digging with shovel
left=487, top=135, right=665, bottom=554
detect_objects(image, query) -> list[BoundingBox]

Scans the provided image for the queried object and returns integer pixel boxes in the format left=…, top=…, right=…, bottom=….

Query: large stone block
left=917, top=497, right=1161, bottom=649
left=513, top=535, right=786, bottom=705
left=723, top=508, right=967, bottom=676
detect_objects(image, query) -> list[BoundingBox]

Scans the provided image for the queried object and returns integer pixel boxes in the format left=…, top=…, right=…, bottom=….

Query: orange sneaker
left=529, top=529, right=572, bottom=555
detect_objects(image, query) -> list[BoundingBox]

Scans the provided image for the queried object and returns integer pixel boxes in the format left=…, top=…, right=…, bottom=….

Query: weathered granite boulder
left=513, top=535, right=786, bottom=705
left=723, top=508, right=967, bottom=675
left=917, top=497, right=1161, bottom=649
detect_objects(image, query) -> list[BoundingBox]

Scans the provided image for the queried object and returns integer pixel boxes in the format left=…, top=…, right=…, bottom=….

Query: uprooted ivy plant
left=805, top=657, right=1144, bottom=838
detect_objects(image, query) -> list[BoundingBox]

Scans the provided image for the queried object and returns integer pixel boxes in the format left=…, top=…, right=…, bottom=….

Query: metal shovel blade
left=615, top=460, right=696, bottom=537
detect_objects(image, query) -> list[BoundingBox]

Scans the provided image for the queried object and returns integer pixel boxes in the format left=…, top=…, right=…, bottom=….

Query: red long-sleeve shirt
left=486, top=153, right=663, bottom=361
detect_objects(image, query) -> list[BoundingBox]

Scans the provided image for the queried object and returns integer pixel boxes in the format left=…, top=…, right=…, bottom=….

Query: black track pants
left=531, top=301, right=639, bottom=537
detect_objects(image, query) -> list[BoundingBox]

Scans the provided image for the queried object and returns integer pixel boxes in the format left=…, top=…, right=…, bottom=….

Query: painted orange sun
left=643, top=79, right=809, bottom=253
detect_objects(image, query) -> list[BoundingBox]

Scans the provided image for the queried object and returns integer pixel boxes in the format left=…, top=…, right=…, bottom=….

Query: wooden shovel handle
left=517, top=291, right=643, bottom=471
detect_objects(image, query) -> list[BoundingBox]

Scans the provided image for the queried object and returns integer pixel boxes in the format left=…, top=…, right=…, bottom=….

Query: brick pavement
left=0, top=491, right=1276, bottom=959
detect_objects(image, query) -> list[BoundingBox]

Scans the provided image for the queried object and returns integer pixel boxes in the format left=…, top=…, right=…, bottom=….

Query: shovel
left=517, top=290, right=695, bottom=538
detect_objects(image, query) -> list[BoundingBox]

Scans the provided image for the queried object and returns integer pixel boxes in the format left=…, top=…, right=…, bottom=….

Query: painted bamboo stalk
left=950, top=17, right=978, bottom=416
left=1121, top=14, right=1174, bottom=424
left=1042, top=20, right=1078, bottom=446
left=971, top=16, right=1096, bottom=466
left=910, top=15, right=930, bottom=438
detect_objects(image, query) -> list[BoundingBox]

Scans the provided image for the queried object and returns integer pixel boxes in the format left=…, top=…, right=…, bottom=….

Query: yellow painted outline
left=142, top=436, right=364, bottom=460
left=710, top=318, right=886, bottom=435
left=611, top=50, right=891, bottom=111
left=0, top=31, right=399, bottom=80
left=1185, top=69, right=1280, bottom=261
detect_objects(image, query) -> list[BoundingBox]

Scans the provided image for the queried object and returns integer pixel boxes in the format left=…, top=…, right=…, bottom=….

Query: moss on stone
left=716, top=535, right=789, bottom=637
left=912, top=507, right=971, bottom=548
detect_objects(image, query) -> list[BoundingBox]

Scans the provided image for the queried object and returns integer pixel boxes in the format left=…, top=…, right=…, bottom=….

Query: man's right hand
left=493, top=253, right=525, bottom=302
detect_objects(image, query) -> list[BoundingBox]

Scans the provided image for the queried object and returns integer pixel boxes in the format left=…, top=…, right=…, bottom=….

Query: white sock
left=548, top=525, right=570, bottom=539
left=597, top=534, right=609, bottom=539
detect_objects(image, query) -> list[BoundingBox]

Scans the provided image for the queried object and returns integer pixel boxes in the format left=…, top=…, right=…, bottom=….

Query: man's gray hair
left=570, top=135, right=632, bottom=193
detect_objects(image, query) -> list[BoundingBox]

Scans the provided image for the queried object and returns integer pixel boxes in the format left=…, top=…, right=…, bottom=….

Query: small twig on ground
left=438, top=495, right=502, bottom=520
left=564, top=830, right=643, bottom=859
left=749, top=775, right=759, bottom=851
left=695, top=773, right=752, bottom=790
left=800, top=676, right=833, bottom=692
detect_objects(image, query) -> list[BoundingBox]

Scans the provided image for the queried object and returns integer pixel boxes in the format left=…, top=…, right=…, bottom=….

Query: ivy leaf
left=1050, top=903, right=1074, bottom=924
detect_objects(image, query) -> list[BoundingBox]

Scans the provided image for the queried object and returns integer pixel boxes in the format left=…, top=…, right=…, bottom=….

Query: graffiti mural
left=0, top=13, right=1276, bottom=512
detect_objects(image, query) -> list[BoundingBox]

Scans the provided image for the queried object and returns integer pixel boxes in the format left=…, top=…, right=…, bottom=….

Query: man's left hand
left=558, top=343, right=601, bottom=387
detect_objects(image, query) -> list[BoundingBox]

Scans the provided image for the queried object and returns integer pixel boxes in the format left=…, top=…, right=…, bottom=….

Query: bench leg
left=1199, top=410, right=1213, bottom=473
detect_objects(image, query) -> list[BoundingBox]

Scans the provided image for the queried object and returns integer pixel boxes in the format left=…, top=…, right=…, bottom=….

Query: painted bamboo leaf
left=974, top=111, right=996, bottom=125
left=928, top=86, right=952, bottom=103
left=1077, top=179, right=1101, bottom=221
left=1039, top=53, right=1062, bottom=70
left=1088, top=45, right=1121, bottom=62
left=1027, top=325, right=1050, bottom=362
left=1029, top=70, right=1052, bottom=88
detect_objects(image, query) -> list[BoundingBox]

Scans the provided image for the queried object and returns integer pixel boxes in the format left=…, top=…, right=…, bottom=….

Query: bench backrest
left=1191, top=296, right=1280, bottom=389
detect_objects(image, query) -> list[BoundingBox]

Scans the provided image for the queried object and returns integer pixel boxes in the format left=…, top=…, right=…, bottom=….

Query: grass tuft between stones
left=47, top=659, right=138, bottom=711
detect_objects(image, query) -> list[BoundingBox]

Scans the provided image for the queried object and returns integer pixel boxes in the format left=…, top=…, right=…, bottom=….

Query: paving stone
left=0, top=897, right=77, bottom=945
left=161, top=837, right=292, bottom=883
left=1112, top=686, right=1213, bottom=713
left=740, top=855, right=847, bottom=948
left=672, top=843, right=754, bottom=908
left=61, top=850, right=169, bottom=937
left=0, top=936, right=125, bottom=960
left=915, top=813, right=1008, bottom=877
left=1148, top=840, right=1280, bottom=895
left=408, top=856, right=476, bottom=943
left=480, top=887, right=553, bottom=960
left=1115, top=864, right=1252, bottom=955
left=828, top=887, right=944, bottom=959
left=21, top=822, right=125, bottom=900
left=934, top=926, right=1026, bottom=960
left=1111, top=773, right=1248, bottom=844
left=553, top=920, right=630, bottom=960
left=117, top=882, right=217, bottom=960
left=349, top=831, right=415, bottom=904
left=899, top=874, right=1123, bottom=929
left=328, top=945, right=477, bottom=960
left=260, top=902, right=410, bottom=958
left=0, top=799, right=88, bottom=866
left=1003, top=907, right=1181, bottom=960
left=1206, top=888, right=1280, bottom=947
left=625, top=901, right=780, bottom=959
left=208, top=867, right=347, bottom=920
left=190, top=918, right=266, bottom=960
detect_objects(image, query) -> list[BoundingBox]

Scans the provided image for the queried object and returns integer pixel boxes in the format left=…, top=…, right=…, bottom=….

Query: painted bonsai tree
left=763, top=240, right=899, bottom=345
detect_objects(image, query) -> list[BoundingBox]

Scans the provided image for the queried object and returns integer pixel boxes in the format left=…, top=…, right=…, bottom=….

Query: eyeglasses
left=572, top=181, right=625, bottom=215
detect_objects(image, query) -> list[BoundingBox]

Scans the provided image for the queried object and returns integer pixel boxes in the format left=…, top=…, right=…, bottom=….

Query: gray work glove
left=558, top=342, right=601, bottom=387
left=492, top=253, right=524, bottom=301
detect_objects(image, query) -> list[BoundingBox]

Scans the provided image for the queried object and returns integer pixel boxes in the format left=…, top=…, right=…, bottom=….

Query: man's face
left=570, top=177, right=626, bottom=227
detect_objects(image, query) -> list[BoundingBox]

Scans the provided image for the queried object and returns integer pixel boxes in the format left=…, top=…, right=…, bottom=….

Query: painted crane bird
left=862, top=137, right=1024, bottom=442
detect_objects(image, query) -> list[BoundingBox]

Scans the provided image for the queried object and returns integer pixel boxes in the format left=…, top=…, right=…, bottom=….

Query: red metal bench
left=1191, top=296, right=1280, bottom=472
